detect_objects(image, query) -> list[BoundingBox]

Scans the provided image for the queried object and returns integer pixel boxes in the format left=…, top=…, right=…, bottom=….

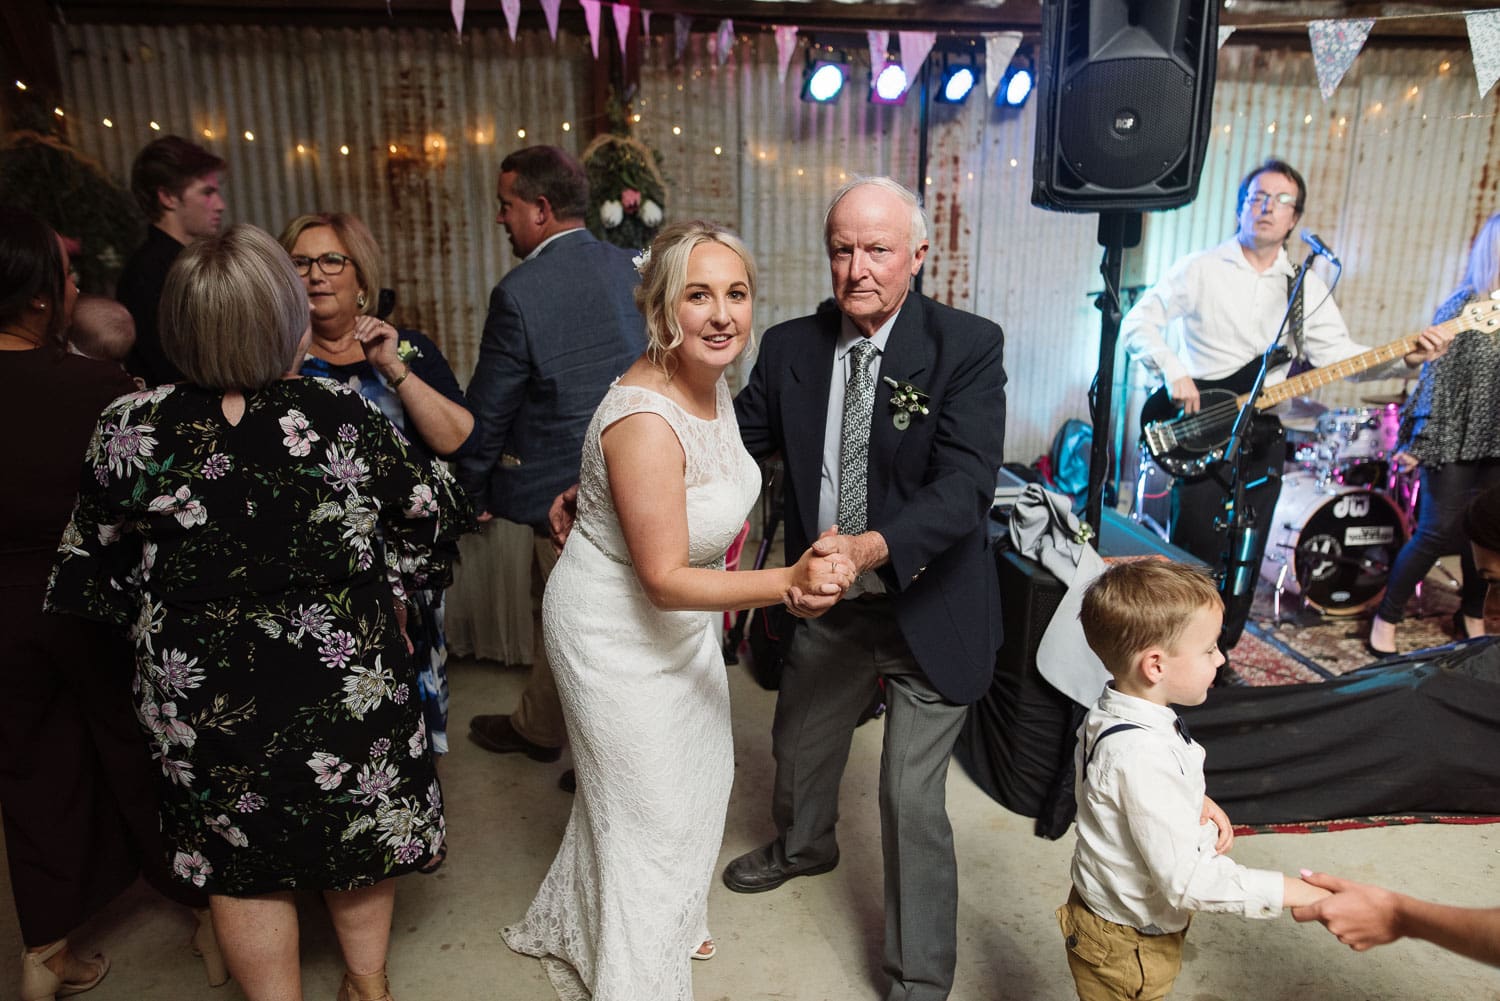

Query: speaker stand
left=1085, top=211, right=1142, bottom=538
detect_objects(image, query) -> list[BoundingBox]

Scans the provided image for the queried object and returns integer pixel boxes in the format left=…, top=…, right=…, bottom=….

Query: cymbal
left=1362, top=392, right=1407, bottom=406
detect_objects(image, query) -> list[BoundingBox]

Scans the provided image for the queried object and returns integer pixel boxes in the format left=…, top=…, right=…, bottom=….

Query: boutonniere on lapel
left=396, top=339, right=423, bottom=363
left=883, top=376, right=930, bottom=430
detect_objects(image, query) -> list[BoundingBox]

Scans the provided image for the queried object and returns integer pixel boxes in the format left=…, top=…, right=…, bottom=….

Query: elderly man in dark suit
left=726, top=177, right=1007, bottom=1001
left=458, top=145, right=644, bottom=771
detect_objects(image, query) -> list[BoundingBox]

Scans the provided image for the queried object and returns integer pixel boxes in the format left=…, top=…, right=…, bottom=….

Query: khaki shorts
left=1057, top=887, right=1187, bottom=1001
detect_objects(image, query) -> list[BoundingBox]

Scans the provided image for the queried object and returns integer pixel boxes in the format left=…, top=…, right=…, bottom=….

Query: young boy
left=1058, top=560, right=1328, bottom=1000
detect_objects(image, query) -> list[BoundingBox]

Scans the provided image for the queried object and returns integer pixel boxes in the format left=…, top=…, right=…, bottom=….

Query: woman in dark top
left=280, top=212, right=473, bottom=755
left=47, top=224, right=466, bottom=1001
left=1369, top=214, right=1500, bottom=655
left=0, top=207, right=221, bottom=1000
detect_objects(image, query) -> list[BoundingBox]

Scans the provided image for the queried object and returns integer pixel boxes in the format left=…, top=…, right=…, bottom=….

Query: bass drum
left=1261, top=473, right=1407, bottom=616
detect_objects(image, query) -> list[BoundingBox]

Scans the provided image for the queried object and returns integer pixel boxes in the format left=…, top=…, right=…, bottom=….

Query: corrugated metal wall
left=50, top=22, right=1500, bottom=474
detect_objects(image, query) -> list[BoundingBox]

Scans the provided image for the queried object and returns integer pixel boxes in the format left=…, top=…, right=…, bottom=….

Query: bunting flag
left=1218, top=25, right=1235, bottom=49
left=539, top=0, right=561, bottom=41
left=642, top=9, right=651, bottom=37
left=580, top=0, right=602, bottom=58
left=715, top=19, right=734, bottom=67
left=1467, top=10, right=1500, bottom=99
left=1308, top=18, right=1374, bottom=101
left=501, top=0, right=520, bottom=41
left=984, top=32, right=1022, bottom=99
left=612, top=3, right=632, bottom=59
left=674, top=14, right=691, bottom=62
left=774, top=25, right=799, bottom=84
left=898, top=31, right=936, bottom=88
left=867, top=30, right=889, bottom=76
left=450, top=0, right=465, bottom=35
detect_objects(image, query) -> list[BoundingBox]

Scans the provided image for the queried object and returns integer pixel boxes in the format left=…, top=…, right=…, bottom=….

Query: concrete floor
left=4, top=654, right=1498, bottom=1001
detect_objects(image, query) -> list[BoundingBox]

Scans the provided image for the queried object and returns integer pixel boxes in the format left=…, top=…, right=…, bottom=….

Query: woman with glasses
left=1368, top=213, right=1500, bottom=656
left=279, top=213, right=474, bottom=754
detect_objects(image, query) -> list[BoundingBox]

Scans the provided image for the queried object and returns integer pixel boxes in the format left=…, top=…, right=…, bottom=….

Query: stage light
left=999, top=53, right=1034, bottom=108
left=871, top=61, right=909, bottom=105
left=802, top=59, right=847, bottom=103
left=936, top=56, right=978, bottom=104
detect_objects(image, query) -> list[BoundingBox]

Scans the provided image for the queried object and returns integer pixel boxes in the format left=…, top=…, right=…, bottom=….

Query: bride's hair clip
left=632, top=247, right=651, bottom=276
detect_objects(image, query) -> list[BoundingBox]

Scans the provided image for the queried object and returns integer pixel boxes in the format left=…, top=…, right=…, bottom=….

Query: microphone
left=1301, top=230, right=1341, bottom=268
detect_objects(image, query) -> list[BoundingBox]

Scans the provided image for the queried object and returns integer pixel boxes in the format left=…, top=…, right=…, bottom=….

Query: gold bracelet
left=388, top=361, right=411, bottom=388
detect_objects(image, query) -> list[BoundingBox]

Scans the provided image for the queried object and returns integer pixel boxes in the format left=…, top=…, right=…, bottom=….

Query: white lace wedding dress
left=503, top=378, right=761, bottom=1001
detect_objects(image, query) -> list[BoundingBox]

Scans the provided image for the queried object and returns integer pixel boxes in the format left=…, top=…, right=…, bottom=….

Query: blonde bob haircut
left=278, top=212, right=383, bottom=318
left=635, top=220, right=757, bottom=373
left=1078, top=560, right=1223, bottom=677
left=159, top=224, right=309, bottom=390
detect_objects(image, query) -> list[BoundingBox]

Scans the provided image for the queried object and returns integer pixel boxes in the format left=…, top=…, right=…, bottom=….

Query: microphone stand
left=1217, top=250, right=1319, bottom=613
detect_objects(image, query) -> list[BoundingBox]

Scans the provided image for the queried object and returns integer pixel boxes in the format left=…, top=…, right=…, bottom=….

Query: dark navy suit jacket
left=458, top=229, right=644, bottom=531
left=734, top=293, right=1007, bottom=705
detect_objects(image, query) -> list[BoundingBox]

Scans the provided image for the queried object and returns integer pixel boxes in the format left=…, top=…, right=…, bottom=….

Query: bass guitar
left=1139, top=299, right=1500, bottom=478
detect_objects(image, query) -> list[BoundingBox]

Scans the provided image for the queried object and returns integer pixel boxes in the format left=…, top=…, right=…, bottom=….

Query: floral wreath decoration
left=582, top=132, right=666, bottom=251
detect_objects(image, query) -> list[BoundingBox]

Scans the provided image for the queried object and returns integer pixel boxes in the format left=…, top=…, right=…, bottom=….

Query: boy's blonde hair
left=1079, top=560, right=1223, bottom=676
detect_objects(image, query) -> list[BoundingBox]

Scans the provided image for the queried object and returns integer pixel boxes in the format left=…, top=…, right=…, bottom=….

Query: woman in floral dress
left=46, top=225, right=466, bottom=1001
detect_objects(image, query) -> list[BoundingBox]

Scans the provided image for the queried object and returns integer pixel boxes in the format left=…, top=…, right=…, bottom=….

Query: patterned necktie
left=836, top=339, right=878, bottom=535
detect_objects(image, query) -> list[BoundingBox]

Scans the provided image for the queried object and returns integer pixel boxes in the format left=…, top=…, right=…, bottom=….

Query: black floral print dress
left=45, top=377, right=467, bottom=895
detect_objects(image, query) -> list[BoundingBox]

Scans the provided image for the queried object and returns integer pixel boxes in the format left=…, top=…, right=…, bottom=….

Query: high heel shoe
left=690, top=938, right=716, bottom=961
left=191, top=908, right=230, bottom=987
left=1364, top=639, right=1396, bottom=660
left=336, top=967, right=393, bottom=1001
left=20, top=939, right=109, bottom=1000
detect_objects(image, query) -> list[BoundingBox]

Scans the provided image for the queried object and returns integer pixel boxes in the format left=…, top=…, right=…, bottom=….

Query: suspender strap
left=1084, top=722, right=1143, bottom=767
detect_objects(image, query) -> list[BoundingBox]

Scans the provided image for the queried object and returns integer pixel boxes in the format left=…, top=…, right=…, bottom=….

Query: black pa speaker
left=1031, top=0, right=1219, bottom=212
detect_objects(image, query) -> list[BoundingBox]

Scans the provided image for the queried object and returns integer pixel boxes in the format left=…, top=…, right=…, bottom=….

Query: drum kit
left=1136, top=391, right=1420, bottom=619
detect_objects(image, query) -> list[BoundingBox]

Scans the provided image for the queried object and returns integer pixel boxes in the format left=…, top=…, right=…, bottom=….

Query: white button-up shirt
left=1071, top=685, right=1283, bottom=934
left=1120, top=238, right=1400, bottom=389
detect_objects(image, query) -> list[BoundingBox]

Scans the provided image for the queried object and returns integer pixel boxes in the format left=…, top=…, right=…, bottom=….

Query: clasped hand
left=784, top=542, right=857, bottom=619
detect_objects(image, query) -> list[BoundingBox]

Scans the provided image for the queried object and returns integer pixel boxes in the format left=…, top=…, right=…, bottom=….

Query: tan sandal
left=337, top=967, right=393, bottom=1001
left=20, top=939, right=109, bottom=1000
left=691, top=938, right=716, bottom=961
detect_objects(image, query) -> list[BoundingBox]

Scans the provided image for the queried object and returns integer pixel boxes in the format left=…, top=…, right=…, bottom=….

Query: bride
left=502, top=221, right=854, bottom=999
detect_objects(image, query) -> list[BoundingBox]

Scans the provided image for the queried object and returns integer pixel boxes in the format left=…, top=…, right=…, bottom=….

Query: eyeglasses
left=1246, top=191, right=1297, bottom=211
left=290, top=252, right=352, bottom=277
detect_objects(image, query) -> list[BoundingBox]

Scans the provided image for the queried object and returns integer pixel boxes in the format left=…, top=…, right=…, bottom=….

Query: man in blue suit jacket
left=726, top=178, right=1007, bottom=1001
left=459, top=146, right=644, bottom=767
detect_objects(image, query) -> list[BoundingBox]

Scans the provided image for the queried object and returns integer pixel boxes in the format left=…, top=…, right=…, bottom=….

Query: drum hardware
left=1259, top=472, right=1407, bottom=617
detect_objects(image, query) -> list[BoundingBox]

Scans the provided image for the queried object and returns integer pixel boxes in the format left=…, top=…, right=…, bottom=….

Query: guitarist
left=1121, top=159, right=1454, bottom=656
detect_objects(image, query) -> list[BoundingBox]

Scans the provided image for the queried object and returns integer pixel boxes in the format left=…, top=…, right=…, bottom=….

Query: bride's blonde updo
left=634, top=220, right=757, bottom=373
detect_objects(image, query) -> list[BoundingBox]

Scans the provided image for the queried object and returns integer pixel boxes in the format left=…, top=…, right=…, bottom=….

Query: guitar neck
left=1249, top=324, right=1435, bottom=411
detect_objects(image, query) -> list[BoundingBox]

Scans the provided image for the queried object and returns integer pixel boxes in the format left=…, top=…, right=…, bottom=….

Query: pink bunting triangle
left=1467, top=10, right=1500, bottom=99
left=867, top=30, right=889, bottom=78
left=501, top=0, right=520, bottom=41
left=539, top=0, right=562, bottom=41
left=984, top=32, right=1022, bottom=99
left=580, top=0, right=602, bottom=59
left=898, top=31, right=935, bottom=90
left=612, top=3, right=632, bottom=59
left=1308, top=18, right=1374, bottom=101
left=673, top=14, right=691, bottom=63
left=642, top=9, right=651, bottom=37
left=774, top=25, right=799, bottom=84
left=715, top=19, right=734, bottom=67
left=450, top=0, right=465, bottom=35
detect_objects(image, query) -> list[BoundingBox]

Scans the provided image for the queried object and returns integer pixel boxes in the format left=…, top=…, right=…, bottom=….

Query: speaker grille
left=1058, top=59, right=1193, bottom=189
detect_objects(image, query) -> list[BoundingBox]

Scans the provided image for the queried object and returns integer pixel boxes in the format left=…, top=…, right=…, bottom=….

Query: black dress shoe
left=558, top=769, right=576, bottom=793
left=468, top=714, right=562, bottom=762
left=722, top=841, right=838, bottom=894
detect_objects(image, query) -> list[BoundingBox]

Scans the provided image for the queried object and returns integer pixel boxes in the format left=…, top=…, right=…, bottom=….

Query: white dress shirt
left=1071, top=684, right=1283, bottom=934
left=1120, top=237, right=1400, bottom=389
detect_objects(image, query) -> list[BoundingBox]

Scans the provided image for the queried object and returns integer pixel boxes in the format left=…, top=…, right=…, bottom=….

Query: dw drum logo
left=1333, top=493, right=1370, bottom=519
